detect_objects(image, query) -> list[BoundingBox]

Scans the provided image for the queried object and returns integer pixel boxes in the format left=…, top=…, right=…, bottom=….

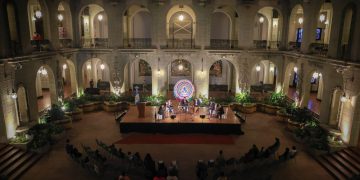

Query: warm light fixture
left=298, top=17, right=304, bottom=24
left=256, top=65, right=261, bottom=72
left=178, top=64, right=184, bottom=71
left=35, top=10, right=42, bottom=19
left=9, top=89, right=17, bottom=99
left=273, top=21, right=278, bottom=27
left=58, top=14, right=64, bottom=21
left=312, top=72, right=319, bottom=79
left=319, top=14, right=326, bottom=23
left=157, top=58, right=161, bottom=76
left=325, top=20, right=329, bottom=25
left=63, top=64, right=67, bottom=70
left=259, top=16, right=264, bottom=23
left=178, top=14, right=184, bottom=21
left=340, top=94, right=348, bottom=103
left=86, top=64, right=91, bottom=70
left=38, top=67, right=48, bottom=76
left=100, top=63, right=105, bottom=70
left=98, top=14, right=103, bottom=21
left=293, top=66, right=298, bottom=73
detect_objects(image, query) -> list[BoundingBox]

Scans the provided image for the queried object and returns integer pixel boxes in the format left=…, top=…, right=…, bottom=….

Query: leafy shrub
left=28, top=123, right=64, bottom=149
left=235, top=92, right=252, bottom=104
left=266, top=92, right=286, bottom=107
left=45, top=104, right=66, bottom=122
left=214, top=96, right=235, bottom=105
left=290, top=108, right=313, bottom=124
left=63, top=99, right=78, bottom=112
left=144, top=95, right=166, bottom=106
left=199, top=95, right=209, bottom=107
left=10, top=133, right=30, bottom=144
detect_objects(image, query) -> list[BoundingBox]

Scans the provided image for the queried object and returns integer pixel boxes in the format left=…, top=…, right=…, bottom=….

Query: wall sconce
left=63, top=64, right=67, bottom=70
left=270, top=67, right=274, bottom=72
left=100, top=63, right=105, bottom=70
left=178, top=14, right=184, bottom=21
left=35, top=10, right=42, bottom=19
left=259, top=16, right=264, bottom=23
left=157, top=58, right=161, bottom=76
left=86, top=64, right=91, bottom=70
left=58, top=14, right=64, bottom=21
left=293, top=66, right=298, bottom=73
left=8, top=89, right=17, bottom=99
left=98, top=14, right=103, bottom=21
left=340, top=93, right=349, bottom=103
left=256, top=65, right=261, bottom=72
left=319, top=14, right=326, bottom=23
left=201, top=58, right=204, bottom=74
left=298, top=17, right=304, bottom=25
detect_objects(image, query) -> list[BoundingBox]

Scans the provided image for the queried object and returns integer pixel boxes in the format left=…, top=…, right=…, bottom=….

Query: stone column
left=14, top=0, right=32, bottom=54
left=327, top=3, right=343, bottom=58
left=300, top=3, right=318, bottom=53
left=237, top=6, right=256, bottom=49
left=329, top=88, right=342, bottom=126
left=70, top=1, right=80, bottom=48
left=279, top=9, right=290, bottom=50
left=0, top=1, right=12, bottom=58
left=319, top=79, right=337, bottom=124
left=48, top=1, right=60, bottom=50
left=350, top=6, right=360, bottom=61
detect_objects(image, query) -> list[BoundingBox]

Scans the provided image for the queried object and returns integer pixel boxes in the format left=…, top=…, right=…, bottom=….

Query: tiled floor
left=22, top=110, right=331, bottom=180
left=287, top=87, right=321, bottom=115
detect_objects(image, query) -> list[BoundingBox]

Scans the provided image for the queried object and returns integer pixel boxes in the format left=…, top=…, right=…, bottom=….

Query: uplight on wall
left=340, top=94, right=348, bottom=103
left=63, top=64, right=67, bottom=70
left=9, top=89, right=17, bottom=99
left=86, top=64, right=91, bottom=70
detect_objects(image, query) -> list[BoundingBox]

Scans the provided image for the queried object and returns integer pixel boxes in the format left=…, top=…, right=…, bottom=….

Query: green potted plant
left=277, top=103, right=295, bottom=123
left=235, top=92, right=256, bottom=114
left=103, top=94, right=120, bottom=112
left=287, top=108, right=312, bottom=132
left=64, top=99, right=83, bottom=121
left=263, top=92, right=286, bottom=115
left=45, top=104, right=72, bottom=129
left=77, top=94, right=104, bottom=112
left=9, top=132, right=32, bottom=150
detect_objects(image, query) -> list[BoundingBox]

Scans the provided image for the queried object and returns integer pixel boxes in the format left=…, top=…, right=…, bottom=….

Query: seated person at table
left=166, top=100, right=174, bottom=114
left=194, top=98, right=201, bottom=113
left=158, top=105, right=165, bottom=119
left=217, top=105, right=225, bottom=119
left=180, top=98, right=189, bottom=112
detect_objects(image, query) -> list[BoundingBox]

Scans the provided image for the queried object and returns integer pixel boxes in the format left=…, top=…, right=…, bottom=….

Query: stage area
left=120, top=106, right=243, bottom=135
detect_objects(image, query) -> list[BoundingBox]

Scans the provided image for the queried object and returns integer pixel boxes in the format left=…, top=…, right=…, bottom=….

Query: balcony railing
left=310, top=43, right=328, bottom=56
left=253, top=40, right=279, bottom=49
left=30, top=40, right=51, bottom=52
left=59, top=39, right=72, bottom=48
left=165, top=39, right=195, bottom=49
left=81, top=38, right=109, bottom=48
left=209, top=39, right=238, bottom=49
left=288, top=41, right=301, bottom=51
left=123, top=38, right=152, bottom=49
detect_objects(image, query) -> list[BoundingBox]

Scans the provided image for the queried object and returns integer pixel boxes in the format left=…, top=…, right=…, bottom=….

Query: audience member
left=167, top=161, right=178, bottom=180
left=118, top=172, right=131, bottom=180
left=279, top=147, right=290, bottom=161
left=289, top=146, right=297, bottom=158
left=217, top=172, right=228, bottom=180
left=144, top=153, right=156, bottom=176
left=196, top=160, right=208, bottom=180
left=157, top=161, right=168, bottom=178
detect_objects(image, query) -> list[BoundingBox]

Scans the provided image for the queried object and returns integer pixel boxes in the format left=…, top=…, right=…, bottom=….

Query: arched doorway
left=168, top=59, right=192, bottom=97
left=126, top=59, right=152, bottom=93
left=80, top=4, right=108, bottom=48
left=288, top=5, right=304, bottom=50
left=283, top=63, right=299, bottom=102
left=6, top=0, right=19, bottom=54
left=254, top=7, right=282, bottom=49
left=61, top=60, right=77, bottom=98
left=123, top=5, right=152, bottom=48
left=208, top=60, right=236, bottom=98
left=36, top=65, right=56, bottom=112
left=166, top=5, right=196, bottom=49
left=338, top=4, right=356, bottom=59
left=250, top=60, right=277, bottom=86
left=16, top=85, right=29, bottom=125
left=210, top=8, right=236, bottom=49
left=82, top=58, right=110, bottom=89
left=307, top=71, right=324, bottom=115
left=57, top=1, right=73, bottom=48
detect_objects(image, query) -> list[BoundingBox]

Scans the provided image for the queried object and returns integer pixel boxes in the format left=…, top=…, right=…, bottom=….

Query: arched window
left=210, top=11, right=233, bottom=49
left=123, top=5, right=152, bottom=48
left=58, top=1, right=73, bottom=48
left=254, top=7, right=282, bottom=49
left=80, top=4, right=108, bottom=48
left=288, top=5, right=304, bottom=50
left=166, top=5, right=196, bottom=49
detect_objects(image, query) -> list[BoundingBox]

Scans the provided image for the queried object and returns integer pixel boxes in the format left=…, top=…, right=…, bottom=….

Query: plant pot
left=240, top=103, right=257, bottom=114
left=264, top=104, right=280, bottom=115
left=231, top=104, right=241, bottom=112
left=11, top=141, right=31, bottom=151
left=103, top=101, right=119, bottom=112
left=54, top=117, right=72, bottom=129
left=81, top=102, right=96, bottom=112
left=256, top=103, right=265, bottom=112
left=65, top=110, right=83, bottom=121
left=137, top=102, right=147, bottom=118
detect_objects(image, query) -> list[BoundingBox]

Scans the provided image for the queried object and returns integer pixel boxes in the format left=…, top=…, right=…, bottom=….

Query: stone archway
left=61, top=60, right=77, bottom=97
left=35, top=65, right=57, bottom=112
left=208, top=59, right=236, bottom=98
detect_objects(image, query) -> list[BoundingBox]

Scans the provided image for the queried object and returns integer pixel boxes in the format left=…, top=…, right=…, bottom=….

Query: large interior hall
left=0, top=0, right=360, bottom=179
